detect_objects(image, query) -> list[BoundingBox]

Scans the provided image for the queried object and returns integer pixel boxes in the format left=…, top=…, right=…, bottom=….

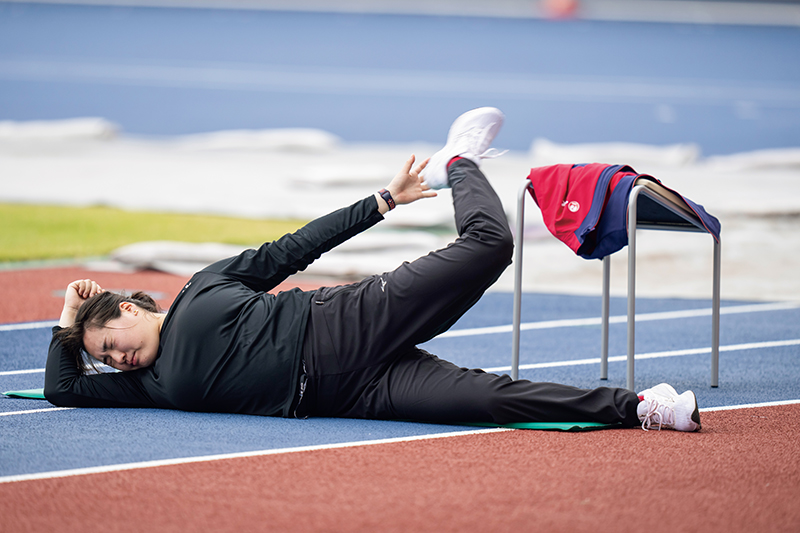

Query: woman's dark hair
left=55, top=291, right=160, bottom=373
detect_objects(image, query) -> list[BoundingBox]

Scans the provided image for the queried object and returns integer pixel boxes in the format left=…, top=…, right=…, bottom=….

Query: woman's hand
left=376, top=155, right=437, bottom=214
left=59, top=279, right=104, bottom=328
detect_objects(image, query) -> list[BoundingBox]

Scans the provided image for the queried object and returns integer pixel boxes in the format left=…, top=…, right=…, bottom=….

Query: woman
left=45, top=107, right=701, bottom=432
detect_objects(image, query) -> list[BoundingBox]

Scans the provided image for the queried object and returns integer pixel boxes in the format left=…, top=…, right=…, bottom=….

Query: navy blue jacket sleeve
left=203, top=195, right=384, bottom=292
left=44, top=327, right=158, bottom=409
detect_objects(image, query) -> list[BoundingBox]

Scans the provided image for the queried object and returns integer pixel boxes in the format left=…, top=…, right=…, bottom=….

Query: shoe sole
left=689, top=391, right=702, bottom=430
left=446, top=107, right=504, bottom=152
left=677, top=390, right=702, bottom=432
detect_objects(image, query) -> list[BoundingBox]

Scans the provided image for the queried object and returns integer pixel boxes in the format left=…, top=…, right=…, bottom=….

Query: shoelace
left=476, top=147, right=508, bottom=159
left=454, top=126, right=508, bottom=160
left=640, top=398, right=676, bottom=431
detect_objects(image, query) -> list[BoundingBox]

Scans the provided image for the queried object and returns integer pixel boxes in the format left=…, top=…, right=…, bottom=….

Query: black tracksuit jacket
left=45, top=196, right=384, bottom=417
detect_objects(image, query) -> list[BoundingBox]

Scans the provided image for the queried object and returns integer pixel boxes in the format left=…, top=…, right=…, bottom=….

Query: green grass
left=0, top=203, right=308, bottom=263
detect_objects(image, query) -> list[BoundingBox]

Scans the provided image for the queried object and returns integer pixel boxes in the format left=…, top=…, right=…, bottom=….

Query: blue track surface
left=1, top=3, right=799, bottom=154
left=2, top=291, right=799, bottom=479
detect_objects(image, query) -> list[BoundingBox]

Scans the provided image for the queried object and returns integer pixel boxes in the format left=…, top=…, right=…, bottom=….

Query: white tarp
left=3, top=118, right=799, bottom=300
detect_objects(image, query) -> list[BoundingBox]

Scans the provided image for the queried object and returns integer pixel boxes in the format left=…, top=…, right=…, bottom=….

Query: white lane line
left=4, top=337, right=793, bottom=416
left=0, top=407, right=74, bottom=417
left=0, top=427, right=510, bottom=485
left=483, top=338, right=800, bottom=373
left=439, top=301, right=800, bottom=339
left=0, top=320, right=57, bottom=332
left=3, top=303, right=799, bottom=377
left=701, top=399, right=800, bottom=412
left=4, top=339, right=797, bottom=417
left=2, top=302, right=796, bottom=336
left=1, top=60, right=799, bottom=106
left=5, top=338, right=798, bottom=380
left=0, top=368, right=45, bottom=376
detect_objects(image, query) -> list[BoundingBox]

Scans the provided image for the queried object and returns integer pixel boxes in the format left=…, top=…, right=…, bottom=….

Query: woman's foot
left=421, top=107, right=506, bottom=190
left=637, top=383, right=701, bottom=431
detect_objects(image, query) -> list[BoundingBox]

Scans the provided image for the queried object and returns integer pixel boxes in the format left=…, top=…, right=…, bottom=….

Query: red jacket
left=527, top=163, right=720, bottom=260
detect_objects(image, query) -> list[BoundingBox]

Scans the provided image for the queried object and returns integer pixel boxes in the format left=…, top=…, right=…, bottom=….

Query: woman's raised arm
left=59, top=279, right=104, bottom=328
left=205, top=155, right=437, bottom=293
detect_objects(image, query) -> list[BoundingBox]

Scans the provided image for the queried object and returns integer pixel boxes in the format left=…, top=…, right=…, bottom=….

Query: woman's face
left=83, top=302, right=161, bottom=371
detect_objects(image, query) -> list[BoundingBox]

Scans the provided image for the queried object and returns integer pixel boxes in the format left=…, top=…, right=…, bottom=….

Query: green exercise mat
left=3, top=388, right=46, bottom=399
left=403, top=419, right=622, bottom=431
left=463, top=421, right=622, bottom=431
left=1, top=390, right=622, bottom=430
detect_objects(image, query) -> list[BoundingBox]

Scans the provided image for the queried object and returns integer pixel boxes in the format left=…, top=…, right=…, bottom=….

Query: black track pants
left=301, top=159, right=641, bottom=426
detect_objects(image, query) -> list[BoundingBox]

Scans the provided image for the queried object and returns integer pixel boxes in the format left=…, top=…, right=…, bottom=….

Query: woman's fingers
left=408, top=157, right=428, bottom=180
left=69, top=279, right=104, bottom=300
left=401, top=154, right=416, bottom=175
left=84, top=280, right=104, bottom=298
left=414, top=157, right=429, bottom=176
left=385, top=156, right=437, bottom=207
left=88, top=281, right=104, bottom=298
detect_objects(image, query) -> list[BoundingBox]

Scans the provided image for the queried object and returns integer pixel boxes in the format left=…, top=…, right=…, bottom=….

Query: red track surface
left=0, top=266, right=323, bottom=323
left=2, top=266, right=799, bottom=532
left=2, top=406, right=798, bottom=532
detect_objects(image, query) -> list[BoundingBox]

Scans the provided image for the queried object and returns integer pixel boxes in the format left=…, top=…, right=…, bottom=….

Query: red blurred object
left=541, top=0, right=580, bottom=19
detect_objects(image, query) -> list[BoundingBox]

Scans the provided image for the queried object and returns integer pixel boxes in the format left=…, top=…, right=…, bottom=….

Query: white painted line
left=4, top=335, right=799, bottom=383
left=0, top=320, right=57, bottom=332
left=483, top=338, right=800, bottom=373
left=4, top=340, right=797, bottom=417
left=1, top=60, right=799, bottom=106
left=2, top=302, right=796, bottom=337
left=0, top=368, right=45, bottom=376
left=701, top=399, right=800, bottom=412
left=0, top=427, right=510, bottom=484
left=440, top=301, right=800, bottom=338
left=0, top=407, right=74, bottom=417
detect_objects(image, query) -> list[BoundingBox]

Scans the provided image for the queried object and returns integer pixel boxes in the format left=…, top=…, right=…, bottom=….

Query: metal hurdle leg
left=711, top=237, right=721, bottom=387
left=626, top=184, right=722, bottom=390
left=601, top=255, right=610, bottom=380
left=511, top=179, right=531, bottom=381
left=626, top=186, right=643, bottom=391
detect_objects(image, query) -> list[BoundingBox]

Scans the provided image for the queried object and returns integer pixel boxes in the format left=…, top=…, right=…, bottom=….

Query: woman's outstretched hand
left=376, top=155, right=437, bottom=214
left=59, top=279, right=104, bottom=328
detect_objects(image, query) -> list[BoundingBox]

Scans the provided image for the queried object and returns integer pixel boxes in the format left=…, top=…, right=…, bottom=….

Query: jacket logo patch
left=562, top=200, right=580, bottom=212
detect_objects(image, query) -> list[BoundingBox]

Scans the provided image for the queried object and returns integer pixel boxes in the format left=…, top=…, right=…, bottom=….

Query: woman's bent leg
left=303, top=159, right=513, bottom=416
left=308, top=158, right=512, bottom=359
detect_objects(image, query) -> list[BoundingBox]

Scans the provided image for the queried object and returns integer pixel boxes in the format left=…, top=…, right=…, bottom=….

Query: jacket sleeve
left=44, top=327, right=158, bottom=409
left=203, top=195, right=384, bottom=292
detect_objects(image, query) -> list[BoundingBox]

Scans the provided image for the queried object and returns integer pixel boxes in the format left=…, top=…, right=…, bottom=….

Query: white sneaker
left=637, top=383, right=701, bottom=432
left=421, top=107, right=507, bottom=189
left=641, top=382, right=679, bottom=403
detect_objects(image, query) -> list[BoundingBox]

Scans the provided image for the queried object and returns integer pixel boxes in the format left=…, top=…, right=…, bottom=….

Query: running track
left=2, top=3, right=800, bottom=530
left=1, top=266, right=798, bottom=531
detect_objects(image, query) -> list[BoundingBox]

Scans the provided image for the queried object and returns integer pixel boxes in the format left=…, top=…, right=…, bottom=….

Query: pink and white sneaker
left=421, top=107, right=506, bottom=190
left=637, top=383, right=701, bottom=432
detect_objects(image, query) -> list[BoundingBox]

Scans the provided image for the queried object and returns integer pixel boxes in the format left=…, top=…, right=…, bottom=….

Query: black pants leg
left=301, top=159, right=640, bottom=426
left=357, top=348, right=640, bottom=425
